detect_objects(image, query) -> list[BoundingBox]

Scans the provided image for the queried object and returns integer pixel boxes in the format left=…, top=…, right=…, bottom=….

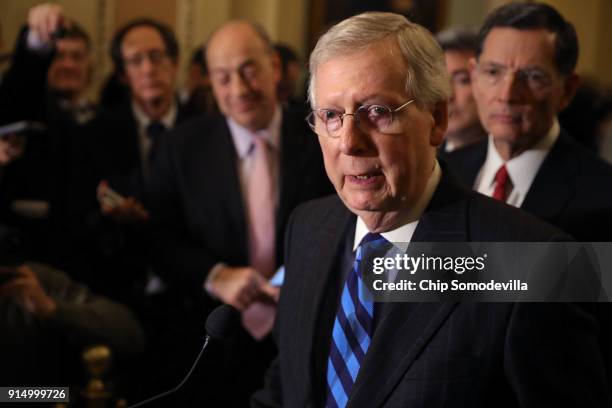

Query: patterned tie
left=492, top=164, right=511, bottom=202
left=147, top=121, right=166, bottom=165
left=326, top=233, right=384, bottom=408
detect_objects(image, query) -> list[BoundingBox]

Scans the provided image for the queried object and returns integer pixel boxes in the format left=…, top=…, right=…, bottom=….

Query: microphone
left=206, top=304, right=241, bottom=341
left=127, top=304, right=240, bottom=408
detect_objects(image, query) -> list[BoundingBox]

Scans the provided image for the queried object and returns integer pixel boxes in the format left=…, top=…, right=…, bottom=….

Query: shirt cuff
left=26, top=29, right=52, bottom=53
left=204, top=262, right=226, bottom=299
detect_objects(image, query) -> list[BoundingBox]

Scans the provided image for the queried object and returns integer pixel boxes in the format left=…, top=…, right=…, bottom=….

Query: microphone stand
left=126, top=335, right=210, bottom=408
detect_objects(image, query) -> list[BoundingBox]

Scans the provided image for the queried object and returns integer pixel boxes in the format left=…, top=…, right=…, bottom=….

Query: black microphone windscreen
left=206, top=304, right=240, bottom=341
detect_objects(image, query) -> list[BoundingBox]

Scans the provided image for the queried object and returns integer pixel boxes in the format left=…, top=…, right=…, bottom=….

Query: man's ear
left=270, top=50, right=282, bottom=85
left=558, top=72, right=580, bottom=112
left=430, top=100, right=448, bottom=147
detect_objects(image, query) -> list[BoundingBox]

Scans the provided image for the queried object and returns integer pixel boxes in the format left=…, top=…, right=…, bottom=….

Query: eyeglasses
left=306, top=100, right=414, bottom=137
left=124, top=49, right=169, bottom=68
left=475, top=63, right=554, bottom=92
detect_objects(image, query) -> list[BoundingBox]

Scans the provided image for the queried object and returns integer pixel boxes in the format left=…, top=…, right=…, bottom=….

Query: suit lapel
left=177, top=115, right=249, bottom=262
left=521, top=132, right=577, bottom=223
left=175, top=99, right=191, bottom=125
left=117, top=103, right=142, bottom=170
left=301, top=199, right=354, bottom=404
left=451, top=140, right=487, bottom=187
left=412, top=165, right=472, bottom=243
left=207, top=118, right=247, bottom=242
left=348, top=165, right=469, bottom=407
left=348, top=302, right=458, bottom=407
left=111, top=104, right=145, bottom=197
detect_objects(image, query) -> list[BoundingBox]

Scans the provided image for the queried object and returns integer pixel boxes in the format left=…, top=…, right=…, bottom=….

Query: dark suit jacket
left=75, top=101, right=191, bottom=203
left=148, top=108, right=333, bottom=294
left=252, top=168, right=610, bottom=407
left=444, top=131, right=612, bottom=242
left=0, top=27, right=50, bottom=126
left=147, top=108, right=333, bottom=405
left=62, top=102, right=192, bottom=298
left=0, top=27, right=90, bottom=264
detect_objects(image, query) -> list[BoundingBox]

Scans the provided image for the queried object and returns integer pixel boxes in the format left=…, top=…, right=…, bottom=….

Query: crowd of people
left=1, top=2, right=612, bottom=407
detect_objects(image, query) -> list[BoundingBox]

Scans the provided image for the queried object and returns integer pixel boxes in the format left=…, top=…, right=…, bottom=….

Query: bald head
left=207, top=20, right=273, bottom=55
left=206, top=21, right=280, bottom=131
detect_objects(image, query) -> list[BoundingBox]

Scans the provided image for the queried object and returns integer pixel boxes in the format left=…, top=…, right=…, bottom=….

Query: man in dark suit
left=62, top=18, right=199, bottom=402
left=444, top=3, right=612, bottom=394
left=0, top=3, right=94, bottom=265
left=252, top=11, right=610, bottom=407
left=76, top=18, right=188, bottom=224
left=445, top=3, right=612, bottom=242
left=66, top=18, right=191, bottom=294
left=148, top=20, right=332, bottom=405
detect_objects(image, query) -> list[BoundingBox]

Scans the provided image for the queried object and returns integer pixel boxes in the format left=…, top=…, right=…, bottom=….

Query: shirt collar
left=131, top=100, right=178, bottom=131
left=228, top=105, right=283, bottom=158
left=481, top=118, right=559, bottom=195
left=353, top=159, right=442, bottom=251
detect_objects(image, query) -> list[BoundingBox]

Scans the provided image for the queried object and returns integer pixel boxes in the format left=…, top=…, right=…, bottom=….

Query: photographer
left=1, top=126, right=145, bottom=387
left=0, top=3, right=94, bottom=268
left=0, top=224, right=145, bottom=386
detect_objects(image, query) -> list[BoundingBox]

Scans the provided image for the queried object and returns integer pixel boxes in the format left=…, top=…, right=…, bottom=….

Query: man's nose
left=140, top=56, right=156, bottom=74
left=338, top=115, right=369, bottom=156
left=497, top=71, right=524, bottom=103
left=230, top=72, right=251, bottom=96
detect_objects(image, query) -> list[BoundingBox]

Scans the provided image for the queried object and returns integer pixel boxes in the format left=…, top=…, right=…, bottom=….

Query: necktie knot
left=360, top=232, right=384, bottom=247
left=147, top=121, right=166, bottom=141
left=492, top=164, right=511, bottom=202
left=495, top=164, right=508, bottom=185
left=250, top=133, right=272, bottom=155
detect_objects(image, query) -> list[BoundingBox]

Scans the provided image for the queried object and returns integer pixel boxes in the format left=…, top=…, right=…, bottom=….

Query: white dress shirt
left=475, top=119, right=560, bottom=208
left=204, top=106, right=283, bottom=294
left=353, top=160, right=442, bottom=250
left=227, top=105, right=282, bottom=207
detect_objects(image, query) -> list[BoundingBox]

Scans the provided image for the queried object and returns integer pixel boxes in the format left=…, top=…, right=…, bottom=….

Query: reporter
left=0, top=261, right=145, bottom=385
left=0, top=3, right=95, bottom=268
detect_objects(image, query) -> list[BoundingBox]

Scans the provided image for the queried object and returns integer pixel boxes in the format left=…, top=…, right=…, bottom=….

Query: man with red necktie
left=446, top=3, right=612, bottom=242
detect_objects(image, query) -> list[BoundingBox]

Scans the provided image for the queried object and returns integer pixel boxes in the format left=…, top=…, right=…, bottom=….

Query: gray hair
left=308, top=12, right=450, bottom=109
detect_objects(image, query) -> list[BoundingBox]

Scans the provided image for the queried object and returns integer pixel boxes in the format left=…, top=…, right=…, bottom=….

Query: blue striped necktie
left=326, top=232, right=385, bottom=408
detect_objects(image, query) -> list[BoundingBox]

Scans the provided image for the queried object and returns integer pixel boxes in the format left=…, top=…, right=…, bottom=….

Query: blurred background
left=1, top=0, right=611, bottom=103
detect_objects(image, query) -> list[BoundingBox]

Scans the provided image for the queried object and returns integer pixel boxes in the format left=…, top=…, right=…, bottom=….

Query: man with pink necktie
left=148, top=20, right=333, bottom=406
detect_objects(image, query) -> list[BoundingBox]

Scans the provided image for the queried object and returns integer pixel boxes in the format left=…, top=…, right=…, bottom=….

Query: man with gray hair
left=252, top=11, right=609, bottom=407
